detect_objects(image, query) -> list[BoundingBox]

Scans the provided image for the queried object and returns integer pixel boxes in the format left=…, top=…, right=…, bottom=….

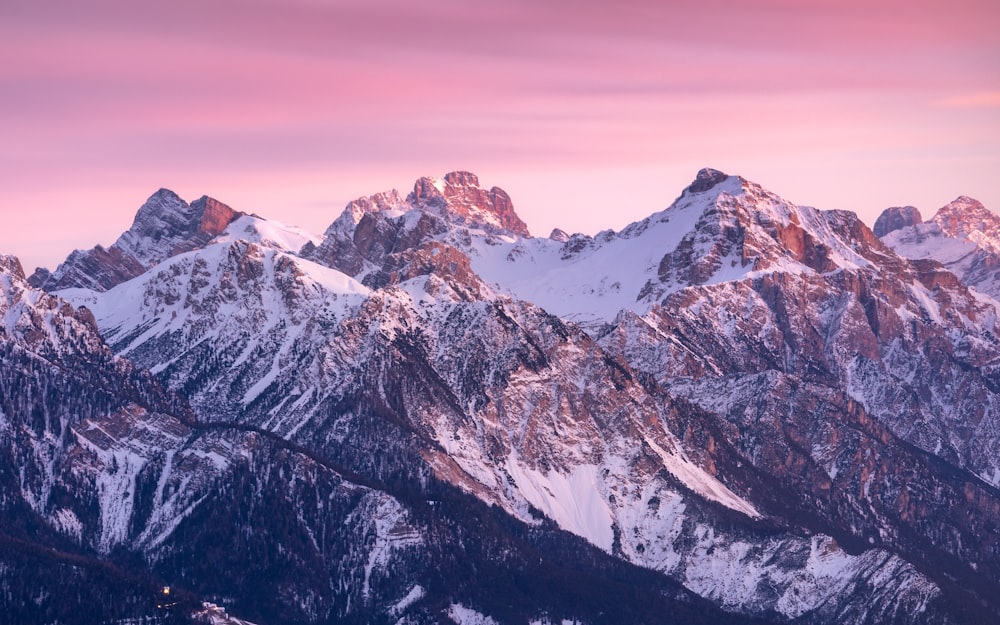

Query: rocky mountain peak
left=0, top=254, right=25, bottom=281
left=406, top=171, right=530, bottom=237
left=931, top=196, right=999, bottom=239
left=323, top=190, right=408, bottom=239
left=686, top=167, right=733, bottom=194
left=31, top=189, right=244, bottom=293
left=125, top=189, right=241, bottom=244
left=873, top=206, right=923, bottom=237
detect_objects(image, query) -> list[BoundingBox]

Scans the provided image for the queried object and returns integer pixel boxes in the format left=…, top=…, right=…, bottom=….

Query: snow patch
left=390, top=585, right=425, bottom=617
left=505, top=458, right=616, bottom=552
left=641, top=434, right=760, bottom=518
left=447, top=604, right=500, bottom=625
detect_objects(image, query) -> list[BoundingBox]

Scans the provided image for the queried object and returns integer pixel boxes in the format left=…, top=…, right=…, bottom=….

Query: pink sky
left=2, top=0, right=998, bottom=273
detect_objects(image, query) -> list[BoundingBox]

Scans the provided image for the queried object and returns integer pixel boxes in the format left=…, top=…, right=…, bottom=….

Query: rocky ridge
left=9, top=169, right=1000, bottom=624
left=2, top=249, right=746, bottom=625
left=880, top=196, right=1000, bottom=299
left=29, top=189, right=244, bottom=292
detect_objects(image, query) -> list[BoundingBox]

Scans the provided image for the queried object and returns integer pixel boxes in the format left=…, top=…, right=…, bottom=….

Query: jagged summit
left=873, top=205, right=922, bottom=237
left=685, top=167, right=733, bottom=194
left=932, top=196, right=999, bottom=239
left=408, top=171, right=530, bottom=237
left=117, top=190, right=242, bottom=261
left=881, top=194, right=1000, bottom=299
left=324, top=171, right=530, bottom=240
left=30, top=189, right=244, bottom=293
left=303, top=171, right=532, bottom=281
left=0, top=254, right=25, bottom=281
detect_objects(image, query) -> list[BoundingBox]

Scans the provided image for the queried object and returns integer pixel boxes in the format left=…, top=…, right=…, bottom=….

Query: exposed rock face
left=882, top=195, right=1000, bottom=299
left=8, top=169, right=1000, bottom=624
left=0, top=254, right=24, bottom=279
left=933, top=196, right=999, bottom=239
left=873, top=205, right=922, bottom=237
left=30, top=189, right=243, bottom=292
left=548, top=228, right=570, bottom=242
left=686, top=167, right=729, bottom=193
left=408, top=171, right=530, bottom=237
left=304, top=171, right=530, bottom=282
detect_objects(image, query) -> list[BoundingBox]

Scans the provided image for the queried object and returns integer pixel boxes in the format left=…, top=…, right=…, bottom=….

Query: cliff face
left=873, top=205, right=922, bottom=237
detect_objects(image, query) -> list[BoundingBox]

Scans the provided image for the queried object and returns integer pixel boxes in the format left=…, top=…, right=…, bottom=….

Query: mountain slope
left=3, top=250, right=774, bottom=624
left=46, top=171, right=1000, bottom=624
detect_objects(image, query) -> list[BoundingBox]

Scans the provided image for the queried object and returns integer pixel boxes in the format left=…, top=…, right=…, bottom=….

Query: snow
left=465, top=192, right=708, bottom=324
left=51, top=508, right=83, bottom=541
left=215, top=214, right=320, bottom=253
left=505, top=457, right=616, bottom=551
left=358, top=496, right=422, bottom=599
left=678, top=531, right=937, bottom=619
left=447, top=604, right=500, bottom=625
left=457, top=173, right=873, bottom=328
left=883, top=218, right=1000, bottom=301
left=641, top=434, right=760, bottom=519
left=390, top=585, right=425, bottom=616
left=908, top=282, right=943, bottom=324
left=883, top=223, right=977, bottom=265
left=59, top=240, right=371, bottom=360
left=195, top=602, right=259, bottom=625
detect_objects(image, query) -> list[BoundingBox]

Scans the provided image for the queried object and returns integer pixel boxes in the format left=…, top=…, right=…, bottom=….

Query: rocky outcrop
left=30, top=189, right=243, bottom=292
left=408, top=171, right=530, bottom=237
left=548, top=228, right=570, bottom=242
left=873, top=205, right=922, bottom=237
left=933, top=196, right=1000, bottom=240
left=881, top=195, right=1000, bottom=299
left=685, top=167, right=729, bottom=193
left=305, top=172, right=530, bottom=281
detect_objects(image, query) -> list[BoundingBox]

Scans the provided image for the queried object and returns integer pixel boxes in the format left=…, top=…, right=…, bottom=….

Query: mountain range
left=2, top=168, right=998, bottom=624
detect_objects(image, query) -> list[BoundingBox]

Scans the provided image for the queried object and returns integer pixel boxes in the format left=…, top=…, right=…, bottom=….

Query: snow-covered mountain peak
left=645, top=169, right=880, bottom=284
left=322, top=189, right=409, bottom=240
left=30, top=189, right=246, bottom=293
left=457, top=170, right=886, bottom=327
left=215, top=214, right=322, bottom=255
left=319, top=171, right=530, bottom=244
left=0, top=252, right=108, bottom=359
left=303, top=172, right=533, bottom=285
left=115, top=190, right=244, bottom=266
left=407, top=171, right=530, bottom=237
left=0, top=254, right=25, bottom=282
left=684, top=167, right=737, bottom=194
left=931, top=196, right=1000, bottom=243
left=881, top=195, right=1000, bottom=299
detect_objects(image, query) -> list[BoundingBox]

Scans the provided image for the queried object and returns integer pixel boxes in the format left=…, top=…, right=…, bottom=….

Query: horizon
left=2, top=0, right=998, bottom=273
left=3, top=164, right=994, bottom=275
